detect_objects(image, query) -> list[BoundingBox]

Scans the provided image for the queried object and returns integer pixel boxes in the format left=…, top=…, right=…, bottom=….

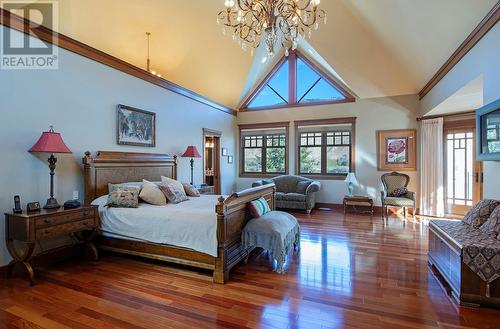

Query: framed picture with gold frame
left=377, top=129, right=416, bottom=171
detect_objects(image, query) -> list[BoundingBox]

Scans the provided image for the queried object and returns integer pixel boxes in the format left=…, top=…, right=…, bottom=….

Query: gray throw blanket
left=242, top=211, right=300, bottom=273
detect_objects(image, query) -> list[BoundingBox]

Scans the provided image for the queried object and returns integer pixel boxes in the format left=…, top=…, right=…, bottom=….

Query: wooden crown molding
left=418, top=2, right=500, bottom=100
left=294, top=117, right=356, bottom=127
left=0, top=8, right=236, bottom=116
left=238, top=121, right=290, bottom=130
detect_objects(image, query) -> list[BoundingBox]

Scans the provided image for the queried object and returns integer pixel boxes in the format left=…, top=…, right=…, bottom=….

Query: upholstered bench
left=242, top=211, right=300, bottom=273
left=429, top=219, right=500, bottom=307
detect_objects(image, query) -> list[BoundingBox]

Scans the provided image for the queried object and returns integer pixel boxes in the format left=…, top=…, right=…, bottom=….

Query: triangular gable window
left=242, top=52, right=354, bottom=111
left=296, top=58, right=345, bottom=103
left=248, top=59, right=289, bottom=108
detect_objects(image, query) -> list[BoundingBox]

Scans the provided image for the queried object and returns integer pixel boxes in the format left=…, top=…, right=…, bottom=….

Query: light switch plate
left=73, top=190, right=79, bottom=200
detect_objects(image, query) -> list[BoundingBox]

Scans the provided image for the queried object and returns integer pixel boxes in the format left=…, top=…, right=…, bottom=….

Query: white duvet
left=91, top=195, right=222, bottom=257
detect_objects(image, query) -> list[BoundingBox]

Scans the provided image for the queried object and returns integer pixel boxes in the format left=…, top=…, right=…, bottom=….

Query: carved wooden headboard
left=82, top=151, right=177, bottom=205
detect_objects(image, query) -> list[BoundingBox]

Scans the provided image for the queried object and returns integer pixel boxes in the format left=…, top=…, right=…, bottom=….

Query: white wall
left=420, top=24, right=500, bottom=199
left=0, top=27, right=237, bottom=266
left=236, top=95, right=420, bottom=205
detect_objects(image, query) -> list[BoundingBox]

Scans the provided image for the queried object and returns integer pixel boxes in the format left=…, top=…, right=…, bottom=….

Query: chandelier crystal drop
left=217, top=0, right=326, bottom=57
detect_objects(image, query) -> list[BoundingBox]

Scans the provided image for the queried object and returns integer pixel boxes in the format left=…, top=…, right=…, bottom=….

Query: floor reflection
left=299, top=236, right=352, bottom=295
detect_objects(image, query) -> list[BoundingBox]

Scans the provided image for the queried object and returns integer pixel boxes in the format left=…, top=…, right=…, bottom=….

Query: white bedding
left=91, top=195, right=222, bottom=257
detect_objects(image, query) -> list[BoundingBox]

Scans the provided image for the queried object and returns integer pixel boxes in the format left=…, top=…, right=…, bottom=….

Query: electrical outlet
left=73, top=190, right=79, bottom=200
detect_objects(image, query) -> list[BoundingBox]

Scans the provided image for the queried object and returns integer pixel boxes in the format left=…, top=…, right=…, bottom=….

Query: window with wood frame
left=239, top=122, right=289, bottom=177
left=241, top=51, right=355, bottom=111
left=295, top=118, right=356, bottom=179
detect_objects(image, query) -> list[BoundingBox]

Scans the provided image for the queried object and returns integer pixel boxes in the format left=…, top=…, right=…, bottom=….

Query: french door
left=444, top=124, right=483, bottom=215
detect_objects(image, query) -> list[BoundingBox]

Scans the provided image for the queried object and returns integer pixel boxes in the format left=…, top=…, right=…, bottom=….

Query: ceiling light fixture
left=146, top=32, right=161, bottom=78
left=217, top=0, right=326, bottom=58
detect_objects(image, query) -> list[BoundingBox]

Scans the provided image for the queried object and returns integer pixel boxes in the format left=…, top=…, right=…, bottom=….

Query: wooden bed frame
left=82, top=151, right=275, bottom=283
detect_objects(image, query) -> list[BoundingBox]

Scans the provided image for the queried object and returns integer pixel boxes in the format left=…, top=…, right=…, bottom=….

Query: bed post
left=82, top=151, right=95, bottom=205
left=214, top=195, right=228, bottom=283
left=173, top=155, right=178, bottom=180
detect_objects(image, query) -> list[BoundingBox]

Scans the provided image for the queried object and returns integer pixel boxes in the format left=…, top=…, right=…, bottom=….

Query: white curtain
left=420, top=118, right=444, bottom=217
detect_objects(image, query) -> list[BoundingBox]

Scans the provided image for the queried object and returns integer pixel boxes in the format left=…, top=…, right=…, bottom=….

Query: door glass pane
left=446, top=130, right=476, bottom=212
left=300, top=147, right=321, bottom=173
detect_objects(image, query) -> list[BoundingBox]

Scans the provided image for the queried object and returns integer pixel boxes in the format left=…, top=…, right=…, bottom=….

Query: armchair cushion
left=384, top=197, right=415, bottom=207
left=296, top=181, right=311, bottom=194
left=283, top=193, right=307, bottom=202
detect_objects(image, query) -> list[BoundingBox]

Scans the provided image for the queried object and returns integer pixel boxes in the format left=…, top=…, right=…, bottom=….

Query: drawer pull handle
left=83, top=211, right=89, bottom=216
left=45, top=229, right=51, bottom=234
left=44, top=219, right=51, bottom=224
left=83, top=221, right=88, bottom=226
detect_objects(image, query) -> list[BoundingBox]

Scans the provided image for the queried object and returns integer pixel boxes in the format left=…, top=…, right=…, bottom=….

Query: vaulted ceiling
left=51, top=0, right=496, bottom=109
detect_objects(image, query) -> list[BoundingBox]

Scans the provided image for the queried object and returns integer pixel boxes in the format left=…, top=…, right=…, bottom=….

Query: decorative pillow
left=248, top=197, right=271, bottom=218
left=159, top=181, right=189, bottom=204
left=109, top=182, right=143, bottom=193
left=106, top=187, right=139, bottom=208
left=161, top=176, right=187, bottom=197
left=389, top=187, right=408, bottom=197
left=296, top=181, right=311, bottom=194
left=139, top=180, right=167, bottom=205
left=480, top=205, right=500, bottom=236
left=182, top=183, right=200, bottom=197
left=463, top=199, right=500, bottom=228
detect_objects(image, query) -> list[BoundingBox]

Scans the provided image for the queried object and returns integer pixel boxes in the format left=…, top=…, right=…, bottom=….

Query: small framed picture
left=117, top=104, right=156, bottom=147
left=222, top=148, right=228, bottom=156
left=377, top=129, right=416, bottom=171
left=227, top=155, right=233, bottom=164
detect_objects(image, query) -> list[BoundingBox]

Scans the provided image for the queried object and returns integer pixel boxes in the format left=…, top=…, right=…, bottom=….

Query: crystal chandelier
left=217, top=0, right=326, bottom=57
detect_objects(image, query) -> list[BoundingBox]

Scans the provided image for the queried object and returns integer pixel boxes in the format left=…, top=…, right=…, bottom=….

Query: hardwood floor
left=1, top=208, right=499, bottom=328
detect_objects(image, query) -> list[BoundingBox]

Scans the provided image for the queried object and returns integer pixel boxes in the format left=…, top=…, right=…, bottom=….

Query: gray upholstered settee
left=252, top=175, right=321, bottom=213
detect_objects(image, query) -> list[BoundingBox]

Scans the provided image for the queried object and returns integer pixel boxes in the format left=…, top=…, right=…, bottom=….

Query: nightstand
left=4, top=205, right=99, bottom=285
left=343, top=196, right=374, bottom=215
left=197, top=185, right=215, bottom=195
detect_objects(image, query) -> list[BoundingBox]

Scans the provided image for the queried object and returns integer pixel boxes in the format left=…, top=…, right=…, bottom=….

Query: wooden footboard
left=213, top=184, right=276, bottom=283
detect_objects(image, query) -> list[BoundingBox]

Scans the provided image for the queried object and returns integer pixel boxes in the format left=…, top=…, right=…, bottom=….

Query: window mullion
left=289, top=51, right=297, bottom=104
left=321, top=133, right=327, bottom=175
left=262, top=136, right=267, bottom=174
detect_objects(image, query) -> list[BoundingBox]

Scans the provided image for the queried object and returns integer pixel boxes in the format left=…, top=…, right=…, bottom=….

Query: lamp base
left=44, top=197, right=60, bottom=209
left=348, top=182, right=354, bottom=197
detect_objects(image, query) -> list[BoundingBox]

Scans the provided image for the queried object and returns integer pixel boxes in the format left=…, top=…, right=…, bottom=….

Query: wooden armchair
left=381, top=172, right=416, bottom=218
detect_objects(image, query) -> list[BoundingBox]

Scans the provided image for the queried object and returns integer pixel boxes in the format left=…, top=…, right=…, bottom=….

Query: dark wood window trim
left=239, top=51, right=355, bottom=111
left=238, top=122, right=290, bottom=178
left=294, top=117, right=356, bottom=180
left=0, top=8, right=235, bottom=116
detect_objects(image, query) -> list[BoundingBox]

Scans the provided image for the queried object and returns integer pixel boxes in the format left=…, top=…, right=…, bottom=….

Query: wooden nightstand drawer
left=36, top=208, right=95, bottom=228
left=36, top=218, right=95, bottom=239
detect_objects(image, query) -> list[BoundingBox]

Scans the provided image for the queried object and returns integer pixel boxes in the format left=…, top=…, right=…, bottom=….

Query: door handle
left=481, top=173, right=484, bottom=183
left=475, top=172, right=479, bottom=183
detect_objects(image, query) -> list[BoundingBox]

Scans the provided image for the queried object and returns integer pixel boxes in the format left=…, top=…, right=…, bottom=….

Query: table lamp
left=29, top=126, right=72, bottom=209
left=344, top=172, right=358, bottom=197
left=181, top=145, right=201, bottom=186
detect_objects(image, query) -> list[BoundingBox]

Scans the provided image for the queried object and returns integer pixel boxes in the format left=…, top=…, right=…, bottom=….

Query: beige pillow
left=182, top=183, right=200, bottom=197
left=161, top=176, right=187, bottom=198
left=139, top=180, right=167, bottom=205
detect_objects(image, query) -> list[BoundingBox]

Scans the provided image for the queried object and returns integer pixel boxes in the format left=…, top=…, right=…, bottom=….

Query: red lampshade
left=29, top=129, right=72, bottom=154
left=181, top=145, right=201, bottom=158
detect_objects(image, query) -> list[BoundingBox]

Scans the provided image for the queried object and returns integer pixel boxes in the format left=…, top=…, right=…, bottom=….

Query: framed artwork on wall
left=227, top=155, right=233, bottom=164
left=377, top=129, right=416, bottom=171
left=117, top=104, right=156, bottom=147
left=221, top=148, right=228, bottom=156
